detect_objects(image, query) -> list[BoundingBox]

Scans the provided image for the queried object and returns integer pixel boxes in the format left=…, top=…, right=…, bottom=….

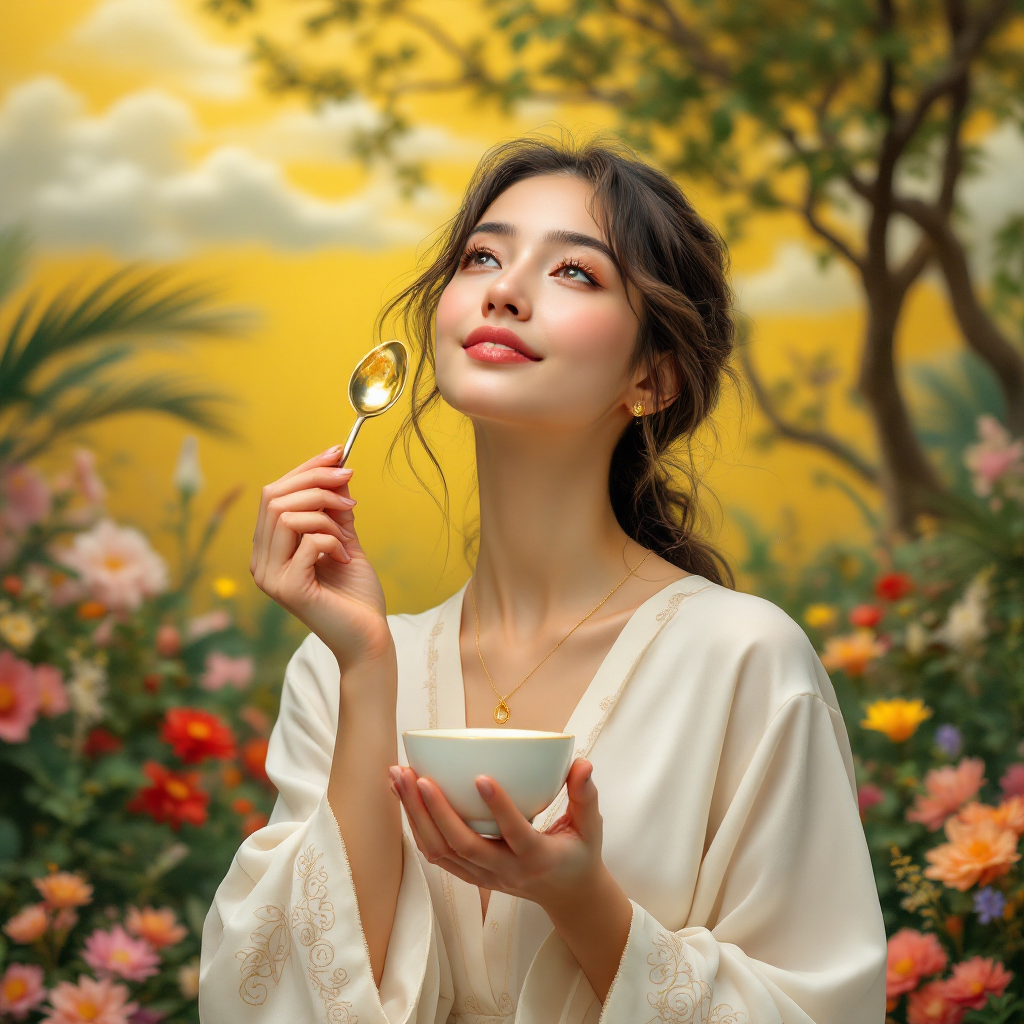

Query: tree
left=211, top=0, right=1024, bottom=532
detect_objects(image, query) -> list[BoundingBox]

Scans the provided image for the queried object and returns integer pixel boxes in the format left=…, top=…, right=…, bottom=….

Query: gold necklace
left=469, top=550, right=651, bottom=725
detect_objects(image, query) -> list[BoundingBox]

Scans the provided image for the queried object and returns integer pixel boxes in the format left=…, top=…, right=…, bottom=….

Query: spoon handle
left=339, top=416, right=366, bottom=467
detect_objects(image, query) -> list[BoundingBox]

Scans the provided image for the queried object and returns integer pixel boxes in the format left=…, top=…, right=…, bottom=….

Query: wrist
left=336, top=643, right=398, bottom=729
left=543, top=862, right=632, bottom=936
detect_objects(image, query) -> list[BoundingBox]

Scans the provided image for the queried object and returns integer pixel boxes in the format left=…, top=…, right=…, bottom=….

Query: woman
left=200, top=138, right=886, bottom=1023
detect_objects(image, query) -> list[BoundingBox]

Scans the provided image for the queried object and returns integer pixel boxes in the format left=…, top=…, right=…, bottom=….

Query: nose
left=481, top=265, right=531, bottom=321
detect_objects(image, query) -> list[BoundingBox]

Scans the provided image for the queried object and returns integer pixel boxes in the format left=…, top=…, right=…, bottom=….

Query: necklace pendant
left=493, top=700, right=510, bottom=725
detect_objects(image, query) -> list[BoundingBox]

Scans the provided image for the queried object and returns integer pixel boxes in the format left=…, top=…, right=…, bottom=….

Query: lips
left=462, top=326, right=541, bottom=364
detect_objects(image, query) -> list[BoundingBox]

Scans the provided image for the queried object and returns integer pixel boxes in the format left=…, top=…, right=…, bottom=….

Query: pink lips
left=462, top=326, right=541, bottom=364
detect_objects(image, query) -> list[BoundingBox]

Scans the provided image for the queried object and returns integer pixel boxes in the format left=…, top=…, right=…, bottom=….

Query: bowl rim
left=402, top=728, right=574, bottom=741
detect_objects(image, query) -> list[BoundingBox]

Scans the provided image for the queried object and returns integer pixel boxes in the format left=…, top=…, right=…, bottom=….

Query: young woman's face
left=434, top=174, right=643, bottom=432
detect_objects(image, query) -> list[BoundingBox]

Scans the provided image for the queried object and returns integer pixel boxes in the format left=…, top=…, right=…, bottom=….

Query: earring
left=632, top=399, right=645, bottom=418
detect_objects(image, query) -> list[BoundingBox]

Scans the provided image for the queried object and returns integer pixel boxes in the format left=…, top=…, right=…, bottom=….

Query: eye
left=461, top=245, right=500, bottom=270
left=553, top=259, right=598, bottom=287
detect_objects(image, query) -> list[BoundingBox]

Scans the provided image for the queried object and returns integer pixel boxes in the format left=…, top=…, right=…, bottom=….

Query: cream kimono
left=200, top=575, right=887, bottom=1023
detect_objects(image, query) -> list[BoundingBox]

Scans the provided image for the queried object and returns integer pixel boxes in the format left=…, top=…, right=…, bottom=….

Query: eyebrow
left=469, top=221, right=616, bottom=263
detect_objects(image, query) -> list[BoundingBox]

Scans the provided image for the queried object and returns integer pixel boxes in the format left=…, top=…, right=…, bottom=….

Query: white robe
left=200, top=575, right=887, bottom=1023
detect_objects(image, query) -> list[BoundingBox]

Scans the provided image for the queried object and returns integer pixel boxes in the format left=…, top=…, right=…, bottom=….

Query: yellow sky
left=0, top=0, right=964, bottom=615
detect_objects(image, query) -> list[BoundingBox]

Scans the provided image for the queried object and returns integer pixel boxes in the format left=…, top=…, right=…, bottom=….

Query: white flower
left=0, top=611, right=38, bottom=650
left=905, top=621, right=930, bottom=658
left=178, top=959, right=200, bottom=1000
left=67, top=651, right=108, bottom=726
left=59, top=519, right=168, bottom=611
left=174, top=435, right=204, bottom=497
left=935, top=571, right=991, bottom=652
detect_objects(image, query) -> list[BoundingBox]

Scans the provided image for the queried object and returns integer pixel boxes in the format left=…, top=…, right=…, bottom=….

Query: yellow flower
left=861, top=698, right=933, bottom=743
left=212, top=577, right=238, bottom=599
left=804, top=603, right=838, bottom=630
left=0, top=612, right=37, bottom=650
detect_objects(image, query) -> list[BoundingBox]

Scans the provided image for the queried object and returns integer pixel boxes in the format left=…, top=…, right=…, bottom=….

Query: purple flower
left=934, top=724, right=963, bottom=759
left=129, top=1010, right=166, bottom=1024
left=974, top=886, right=1006, bottom=924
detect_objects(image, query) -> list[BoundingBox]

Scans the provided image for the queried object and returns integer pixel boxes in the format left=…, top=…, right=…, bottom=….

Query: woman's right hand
left=251, top=445, right=391, bottom=673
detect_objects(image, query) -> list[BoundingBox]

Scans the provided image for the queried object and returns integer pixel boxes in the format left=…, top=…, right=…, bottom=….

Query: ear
left=628, top=352, right=680, bottom=417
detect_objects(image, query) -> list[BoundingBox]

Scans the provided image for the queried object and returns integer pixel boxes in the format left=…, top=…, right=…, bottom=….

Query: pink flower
left=155, top=624, right=181, bottom=658
left=907, top=758, right=986, bottom=831
left=0, top=649, right=39, bottom=742
left=886, top=928, right=948, bottom=998
left=239, top=704, right=271, bottom=736
left=858, top=783, right=884, bottom=818
left=906, top=980, right=966, bottom=1024
left=964, top=416, right=1024, bottom=498
left=125, top=906, right=187, bottom=949
left=73, top=449, right=106, bottom=506
left=186, top=609, right=230, bottom=641
left=1, top=465, right=51, bottom=531
left=944, top=956, right=1013, bottom=1010
left=82, top=925, right=160, bottom=982
left=3, top=903, right=48, bottom=944
left=200, top=651, right=254, bottom=691
left=0, top=963, right=47, bottom=1020
left=36, top=664, right=69, bottom=718
left=1000, top=763, right=1024, bottom=798
left=42, top=975, right=137, bottom=1024
left=59, top=519, right=168, bottom=612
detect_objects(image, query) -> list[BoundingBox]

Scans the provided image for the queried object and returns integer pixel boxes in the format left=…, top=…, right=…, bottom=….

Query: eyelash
left=459, top=245, right=600, bottom=287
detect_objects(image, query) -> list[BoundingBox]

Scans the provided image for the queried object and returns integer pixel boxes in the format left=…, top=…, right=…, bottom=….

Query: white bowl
left=403, top=728, right=575, bottom=836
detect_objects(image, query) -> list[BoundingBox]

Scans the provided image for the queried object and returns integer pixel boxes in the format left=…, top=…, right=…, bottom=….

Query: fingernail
left=416, top=778, right=430, bottom=798
left=330, top=467, right=354, bottom=477
left=476, top=777, right=494, bottom=799
left=388, top=767, right=401, bottom=784
left=322, top=445, right=341, bottom=457
left=337, top=496, right=356, bottom=508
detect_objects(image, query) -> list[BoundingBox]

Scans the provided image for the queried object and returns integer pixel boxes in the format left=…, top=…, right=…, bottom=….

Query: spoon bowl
left=341, top=340, right=409, bottom=464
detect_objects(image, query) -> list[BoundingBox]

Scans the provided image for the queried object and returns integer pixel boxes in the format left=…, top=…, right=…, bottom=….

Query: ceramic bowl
left=402, top=728, right=575, bottom=836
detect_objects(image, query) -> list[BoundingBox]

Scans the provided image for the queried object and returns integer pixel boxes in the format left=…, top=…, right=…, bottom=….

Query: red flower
left=161, top=708, right=235, bottom=764
left=241, top=812, right=268, bottom=838
left=128, top=761, right=209, bottom=829
left=241, top=737, right=270, bottom=785
left=849, top=604, right=884, bottom=629
left=944, top=956, right=1013, bottom=1010
left=875, top=572, right=915, bottom=601
left=858, top=783, right=884, bottom=819
left=83, top=728, right=123, bottom=758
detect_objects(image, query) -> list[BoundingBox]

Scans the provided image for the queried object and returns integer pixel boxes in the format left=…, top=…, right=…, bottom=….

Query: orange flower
left=822, top=630, right=887, bottom=677
left=886, top=928, right=948, bottom=998
left=3, top=903, right=48, bottom=944
left=241, top=737, right=270, bottom=785
left=34, top=870, right=93, bottom=909
left=907, top=758, right=986, bottom=831
left=906, top=980, right=966, bottom=1024
left=124, top=906, right=187, bottom=949
left=241, top=811, right=268, bottom=838
left=924, top=817, right=1021, bottom=891
left=958, top=797, right=1024, bottom=837
left=944, top=956, right=1013, bottom=1010
left=161, top=708, right=236, bottom=764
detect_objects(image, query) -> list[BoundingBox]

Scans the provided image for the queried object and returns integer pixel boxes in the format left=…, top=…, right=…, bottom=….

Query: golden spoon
left=339, top=340, right=410, bottom=466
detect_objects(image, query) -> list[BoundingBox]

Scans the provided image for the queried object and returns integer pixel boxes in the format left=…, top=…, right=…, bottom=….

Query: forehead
left=477, top=174, right=605, bottom=241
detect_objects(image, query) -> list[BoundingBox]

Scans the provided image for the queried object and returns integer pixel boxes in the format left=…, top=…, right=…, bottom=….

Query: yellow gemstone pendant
left=493, top=700, right=510, bottom=725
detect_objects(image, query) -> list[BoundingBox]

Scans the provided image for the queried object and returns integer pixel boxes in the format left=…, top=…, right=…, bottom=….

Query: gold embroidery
left=293, top=845, right=357, bottom=1023
left=425, top=619, right=444, bottom=729
left=236, top=903, right=291, bottom=1005
left=644, top=931, right=746, bottom=1024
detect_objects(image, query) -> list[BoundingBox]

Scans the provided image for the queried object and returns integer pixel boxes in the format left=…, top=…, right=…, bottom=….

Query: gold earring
left=632, top=399, right=645, bottom=418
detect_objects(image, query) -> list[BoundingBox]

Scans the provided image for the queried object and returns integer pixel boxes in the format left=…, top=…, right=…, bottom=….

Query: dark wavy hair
left=381, top=135, right=736, bottom=585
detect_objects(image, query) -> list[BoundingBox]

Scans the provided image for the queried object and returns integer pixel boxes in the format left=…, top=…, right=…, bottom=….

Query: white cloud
left=733, top=242, right=861, bottom=314
left=0, top=77, right=424, bottom=257
left=71, top=0, right=247, bottom=99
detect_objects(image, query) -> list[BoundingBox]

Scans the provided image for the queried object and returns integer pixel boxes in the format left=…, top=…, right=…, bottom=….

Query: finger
left=278, top=511, right=349, bottom=549
left=392, top=768, right=454, bottom=865
left=264, top=512, right=347, bottom=591
left=416, top=778, right=508, bottom=871
left=280, top=445, right=345, bottom=481
left=435, top=856, right=499, bottom=890
left=564, top=760, right=602, bottom=841
left=475, top=776, right=540, bottom=855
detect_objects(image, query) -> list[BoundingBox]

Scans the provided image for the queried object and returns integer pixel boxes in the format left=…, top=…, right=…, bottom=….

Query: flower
left=73, top=448, right=105, bottom=506
left=934, top=572, right=990, bottom=652
left=128, top=1012, right=165, bottom=1024
left=924, top=816, right=1021, bottom=890
left=3, top=903, right=48, bottom=943
left=154, top=624, right=181, bottom=658
left=42, top=975, right=137, bottom=1024
left=161, top=708, right=236, bottom=763
left=849, top=604, right=884, bottom=628
left=958, top=796, right=1024, bottom=836
left=0, top=611, right=38, bottom=650
left=212, top=577, right=238, bottom=599
left=906, top=980, right=966, bottom=1024
left=886, top=928, right=948, bottom=997
left=0, top=649, right=39, bottom=742
left=52, top=908, right=78, bottom=933
left=973, top=887, right=1006, bottom=924
left=59, top=519, right=168, bottom=611
left=77, top=601, right=107, bottom=620
left=821, top=631, right=888, bottom=677
left=124, top=906, right=187, bottom=949
left=861, top=697, right=932, bottom=742
left=907, top=759, right=986, bottom=831
left=858, top=783, right=884, bottom=818
left=128, top=761, right=209, bottom=829
left=1000, top=763, right=1024, bottom=798
left=0, top=963, right=47, bottom=1020
left=186, top=609, right=230, bottom=640
left=83, top=727, right=123, bottom=758
left=242, top=736, right=270, bottom=785
left=933, top=725, right=963, bottom=760
left=1, top=465, right=51, bottom=531
left=239, top=704, right=271, bottom=736
left=905, top=621, right=930, bottom=657
left=36, top=664, right=69, bottom=717
left=34, top=871, right=93, bottom=909
left=200, top=651, right=254, bottom=691
left=876, top=572, right=914, bottom=601
left=174, top=435, right=203, bottom=497
left=803, top=604, right=838, bottom=629
left=964, top=415, right=1024, bottom=498
left=242, top=811, right=268, bottom=837
left=66, top=652, right=108, bottom=727
left=178, top=960, right=200, bottom=1000
left=944, top=956, right=1013, bottom=1010
left=83, top=925, right=160, bottom=982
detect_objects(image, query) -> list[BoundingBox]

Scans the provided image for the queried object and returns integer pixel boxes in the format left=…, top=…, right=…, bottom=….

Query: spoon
left=339, top=340, right=410, bottom=466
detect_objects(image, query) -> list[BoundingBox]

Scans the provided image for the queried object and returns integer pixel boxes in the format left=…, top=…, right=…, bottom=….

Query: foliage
left=739, top=414, right=1024, bottom=1023
left=0, top=445, right=299, bottom=1023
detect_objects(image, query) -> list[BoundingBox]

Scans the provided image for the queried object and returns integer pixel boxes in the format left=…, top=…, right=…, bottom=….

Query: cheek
left=540, top=298, right=637, bottom=384
left=435, top=279, right=475, bottom=343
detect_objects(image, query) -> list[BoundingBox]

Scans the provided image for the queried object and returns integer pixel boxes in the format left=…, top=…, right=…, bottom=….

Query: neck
left=471, top=419, right=640, bottom=631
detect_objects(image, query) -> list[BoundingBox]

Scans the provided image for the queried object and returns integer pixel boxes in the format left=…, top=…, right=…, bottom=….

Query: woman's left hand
left=390, top=758, right=608, bottom=916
